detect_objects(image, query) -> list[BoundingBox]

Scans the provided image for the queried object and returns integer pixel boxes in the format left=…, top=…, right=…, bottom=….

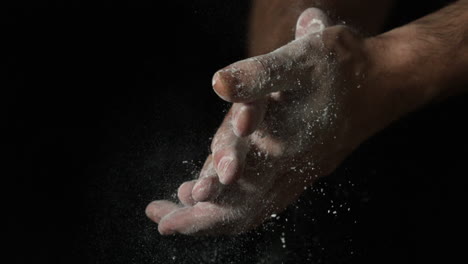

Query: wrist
left=364, top=10, right=468, bottom=118
left=364, top=26, right=453, bottom=121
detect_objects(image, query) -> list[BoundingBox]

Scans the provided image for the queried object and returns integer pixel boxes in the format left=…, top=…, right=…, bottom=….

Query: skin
left=146, top=1, right=468, bottom=235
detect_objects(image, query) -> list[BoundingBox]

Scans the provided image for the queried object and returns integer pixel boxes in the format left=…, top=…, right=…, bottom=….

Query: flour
left=308, top=18, right=326, bottom=32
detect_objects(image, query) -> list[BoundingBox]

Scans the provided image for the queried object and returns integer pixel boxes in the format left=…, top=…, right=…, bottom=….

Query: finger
left=295, top=8, right=332, bottom=39
left=193, top=175, right=224, bottom=202
left=198, top=154, right=214, bottom=179
left=211, top=109, right=249, bottom=185
left=177, top=180, right=197, bottom=206
left=158, top=202, right=228, bottom=235
left=212, top=33, right=321, bottom=103
left=145, top=200, right=181, bottom=224
left=231, top=99, right=267, bottom=138
left=192, top=155, right=224, bottom=202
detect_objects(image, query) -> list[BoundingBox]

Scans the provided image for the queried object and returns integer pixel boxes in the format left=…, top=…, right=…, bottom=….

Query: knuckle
left=320, top=25, right=368, bottom=76
left=321, top=25, right=361, bottom=56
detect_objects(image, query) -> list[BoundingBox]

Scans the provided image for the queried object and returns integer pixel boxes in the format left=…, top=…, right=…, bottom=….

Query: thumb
left=212, top=40, right=310, bottom=103
left=211, top=55, right=278, bottom=103
left=211, top=8, right=332, bottom=103
left=295, top=8, right=332, bottom=39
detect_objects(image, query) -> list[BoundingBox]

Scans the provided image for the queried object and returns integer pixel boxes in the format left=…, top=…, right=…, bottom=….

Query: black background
left=5, top=1, right=467, bottom=263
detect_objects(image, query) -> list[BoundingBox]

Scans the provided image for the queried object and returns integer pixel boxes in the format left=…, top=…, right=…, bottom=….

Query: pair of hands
left=146, top=8, right=386, bottom=235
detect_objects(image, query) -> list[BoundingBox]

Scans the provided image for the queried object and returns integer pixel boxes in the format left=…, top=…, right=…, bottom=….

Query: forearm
left=367, top=0, right=468, bottom=119
left=248, top=0, right=395, bottom=55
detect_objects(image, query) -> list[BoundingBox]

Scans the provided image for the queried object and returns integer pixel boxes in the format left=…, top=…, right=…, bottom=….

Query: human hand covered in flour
left=146, top=4, right=461, bottom=234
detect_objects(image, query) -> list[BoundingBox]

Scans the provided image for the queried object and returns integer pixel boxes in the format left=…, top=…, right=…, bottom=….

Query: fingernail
left=232, top=124, right=242, bottom=138
left=145, top=202, right=159, bottom=220
left=231, top=112, right=242, bottom=137
left=212, top=71, right=231, bottom=101
left=160, top=228, right=176, bottom=235
left=212, top=72, right=218, bottom=87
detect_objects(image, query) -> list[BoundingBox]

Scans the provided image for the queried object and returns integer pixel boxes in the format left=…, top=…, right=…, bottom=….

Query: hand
left=146, top=8, right=391, bottom=235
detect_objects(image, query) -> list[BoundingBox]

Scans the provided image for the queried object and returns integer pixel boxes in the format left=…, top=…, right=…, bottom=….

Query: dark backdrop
left=5, top=1, right=467, bottom=263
